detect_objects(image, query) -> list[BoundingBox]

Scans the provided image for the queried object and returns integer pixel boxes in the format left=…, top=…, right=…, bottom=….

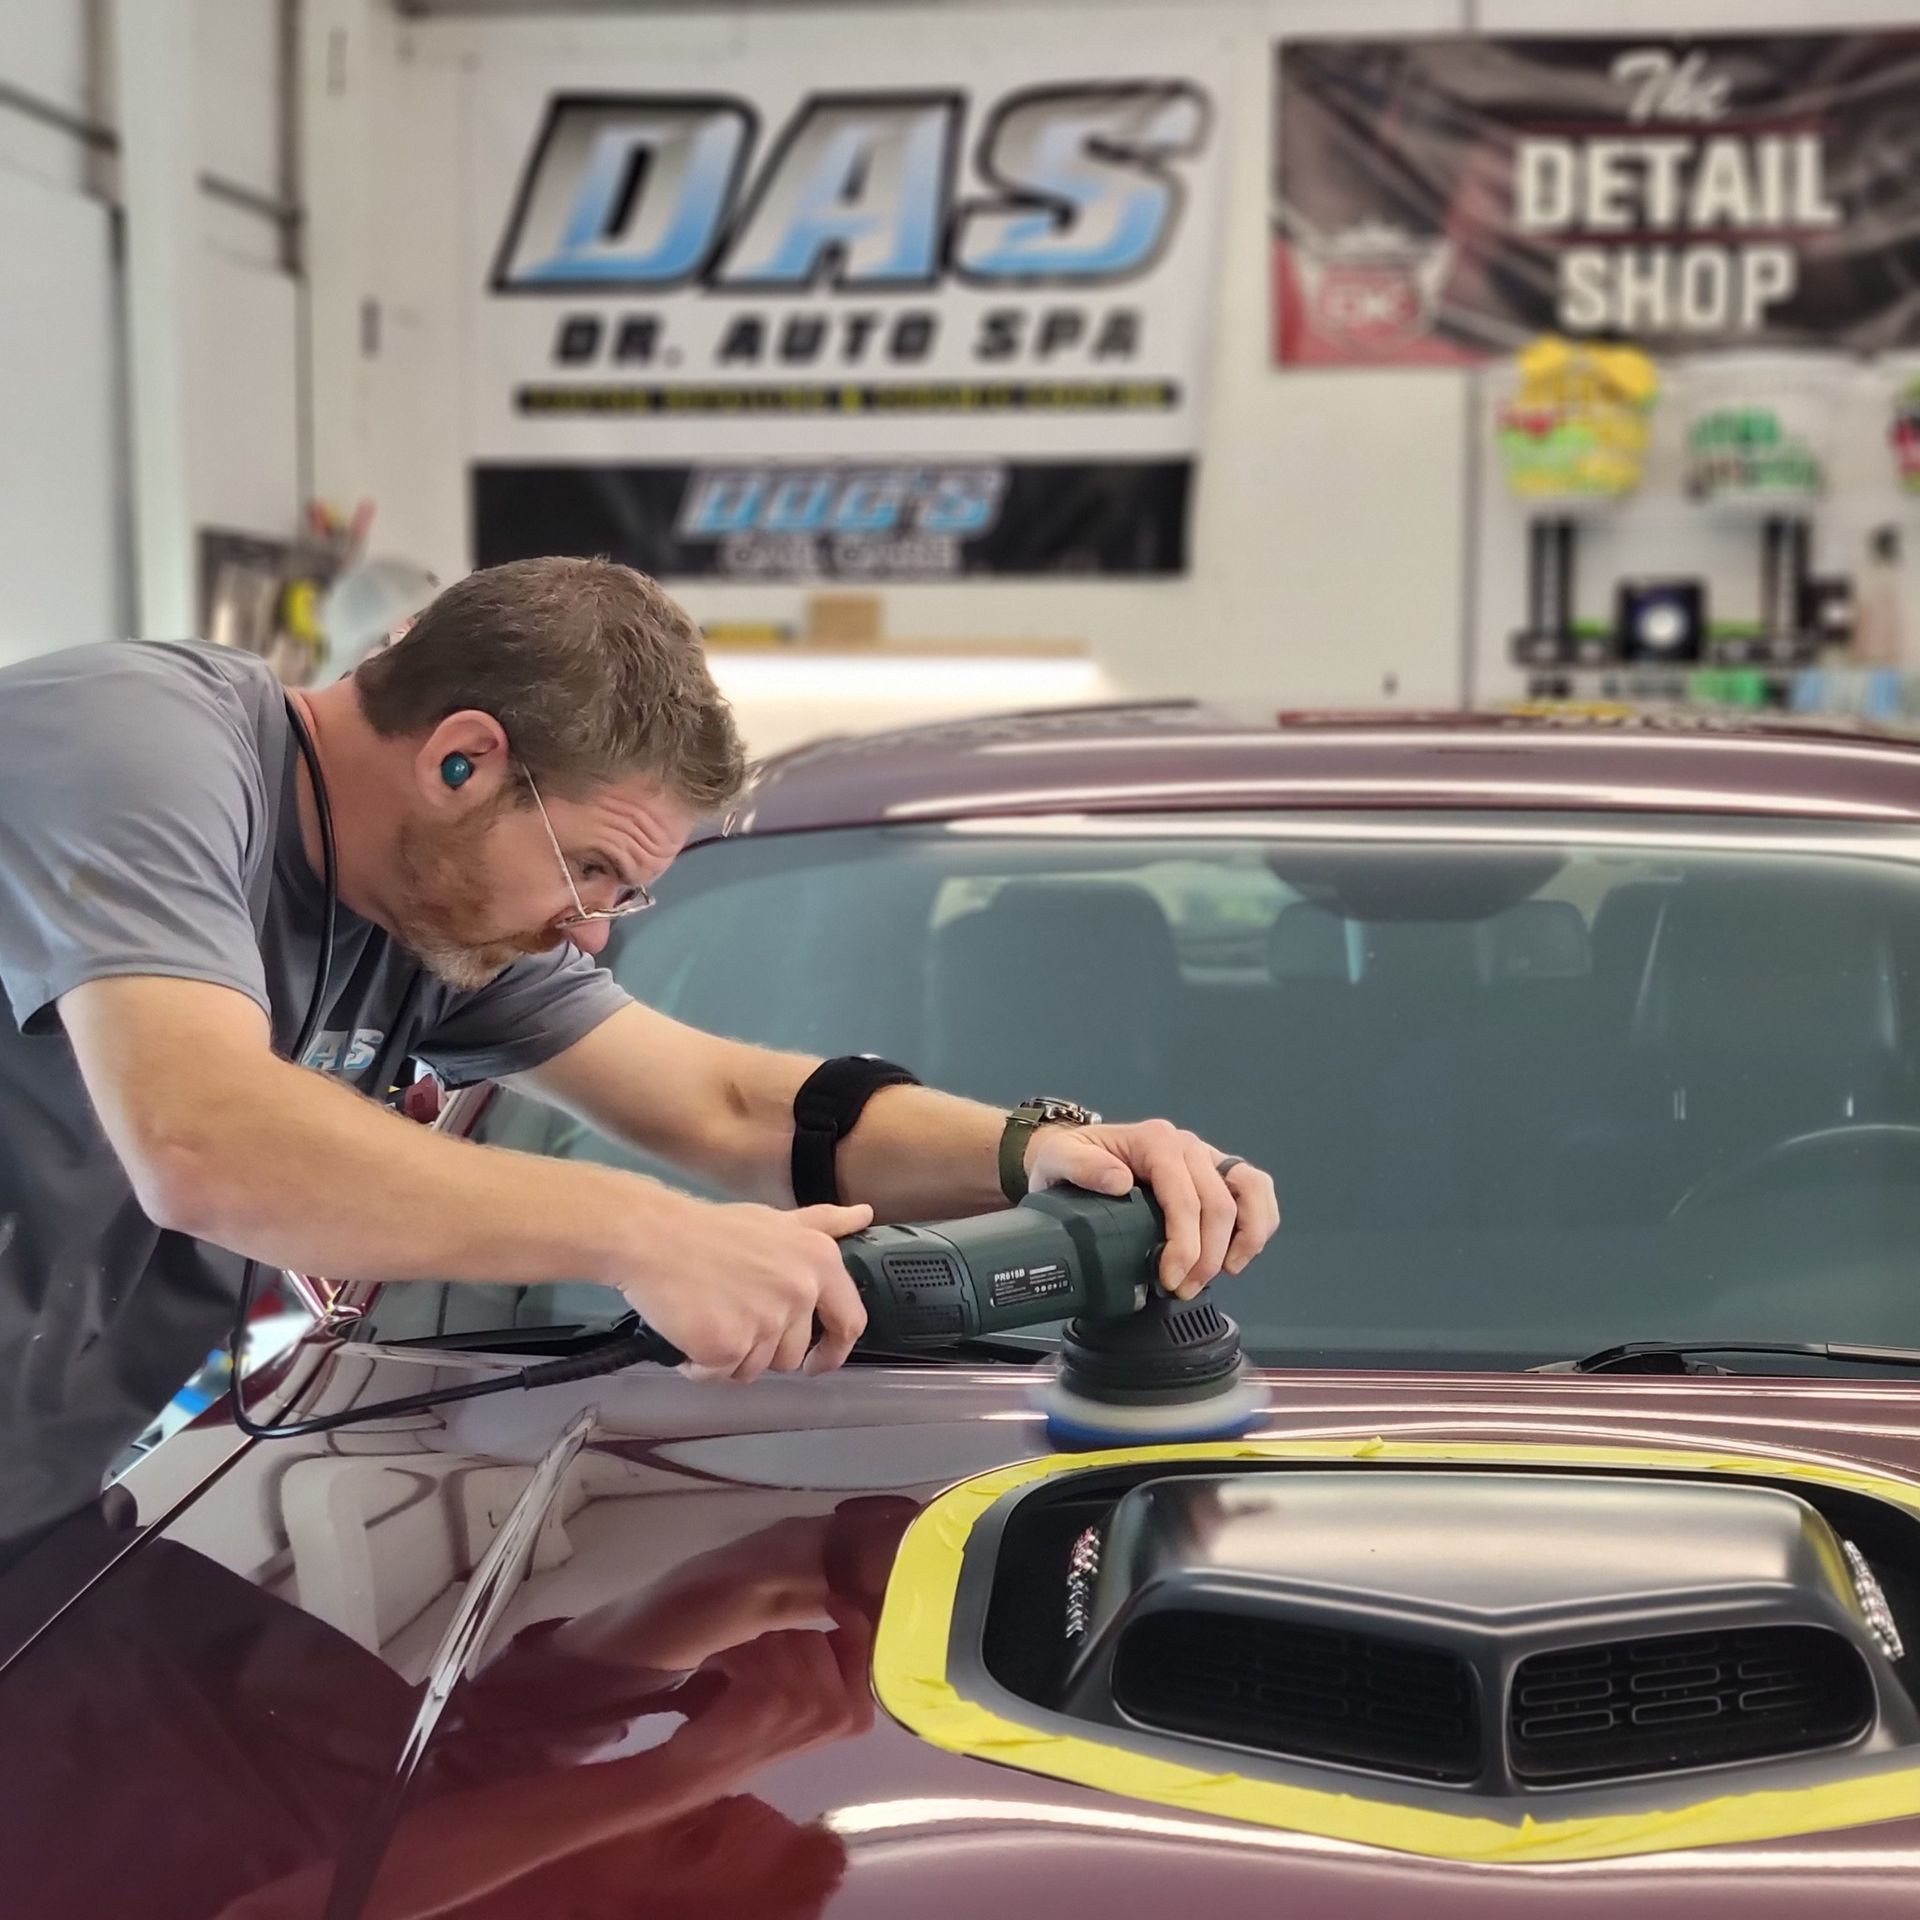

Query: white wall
left=0, top=160, right=122, bottom=662
left=0, top=0, right=301, bottom=667
left=0, top=0, right=123, bottom=661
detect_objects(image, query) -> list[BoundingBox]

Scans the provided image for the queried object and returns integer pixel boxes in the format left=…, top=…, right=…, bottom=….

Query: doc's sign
left=467, top=34, right=1226, bottom=578
left=1274, top=30, right=1920, bottom=364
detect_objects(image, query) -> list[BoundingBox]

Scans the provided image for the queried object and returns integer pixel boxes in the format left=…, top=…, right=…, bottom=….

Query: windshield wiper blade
left=1551, top=1339, right=1920, bottom=1376
left=379, top=1318, right=632, bottom=1355
left=380, top=1319, right=1049, bottom=1368
left=844, top=1336, right=1053, bottom=1367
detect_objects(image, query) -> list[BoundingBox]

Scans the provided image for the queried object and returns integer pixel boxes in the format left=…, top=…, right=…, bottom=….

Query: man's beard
left=393, top=806, right=565, bottom=991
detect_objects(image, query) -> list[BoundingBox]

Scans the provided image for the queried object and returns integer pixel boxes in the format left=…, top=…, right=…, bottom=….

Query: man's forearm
left=516, top=1005, right=1010, bottom=1221
left=704, top=1042, right=1007, bottom=1221
left=157, top=1056, right=680, bottom=1288
left=834, top=1081, right=1007, bottom=1219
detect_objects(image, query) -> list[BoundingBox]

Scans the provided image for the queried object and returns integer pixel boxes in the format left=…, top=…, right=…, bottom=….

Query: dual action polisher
left=626, top=1188, right=1265, bottom=1445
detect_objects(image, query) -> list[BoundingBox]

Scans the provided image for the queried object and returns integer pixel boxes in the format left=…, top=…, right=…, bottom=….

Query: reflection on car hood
left=7, top=1346, right=1920, bottom=1917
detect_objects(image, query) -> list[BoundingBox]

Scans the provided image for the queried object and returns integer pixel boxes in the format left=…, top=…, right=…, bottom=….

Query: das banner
left=469, top=29, right=1227, bottom=578
left=1274, top=32, right=1920, bottom=366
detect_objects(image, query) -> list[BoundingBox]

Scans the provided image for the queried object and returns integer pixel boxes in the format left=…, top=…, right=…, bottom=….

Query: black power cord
left=227, top=701, right=679, bottom=1440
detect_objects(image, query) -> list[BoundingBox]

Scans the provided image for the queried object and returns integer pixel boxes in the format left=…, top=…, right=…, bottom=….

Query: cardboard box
left=802, top=593, right=885, bottom=648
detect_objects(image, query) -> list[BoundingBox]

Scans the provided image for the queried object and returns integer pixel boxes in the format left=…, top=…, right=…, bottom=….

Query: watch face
left=1024, top=1098, right=1097, bottom=1125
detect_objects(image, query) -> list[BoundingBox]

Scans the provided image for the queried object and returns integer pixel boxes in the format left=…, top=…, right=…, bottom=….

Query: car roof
left=722, top=701, right=1920, bottom=838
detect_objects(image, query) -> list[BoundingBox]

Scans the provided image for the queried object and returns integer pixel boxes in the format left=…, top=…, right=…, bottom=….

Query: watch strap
left=998, top=1098, right=1098, bottom=1204
left=998, top=1113, right=1038, bottom=1205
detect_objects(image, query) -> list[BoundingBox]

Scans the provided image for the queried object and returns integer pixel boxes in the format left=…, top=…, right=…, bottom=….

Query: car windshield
left=366, top=810, right=1920, bottom=1370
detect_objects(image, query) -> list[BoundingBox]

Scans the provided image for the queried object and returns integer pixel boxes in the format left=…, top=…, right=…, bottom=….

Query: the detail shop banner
left=469, top=32, right=1228, bottom=579
left=1274, top=32, right=1920, bottom=367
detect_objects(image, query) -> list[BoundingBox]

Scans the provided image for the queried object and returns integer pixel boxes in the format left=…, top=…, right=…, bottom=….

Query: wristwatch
left=999, top=1096, right=1100, bottom=1203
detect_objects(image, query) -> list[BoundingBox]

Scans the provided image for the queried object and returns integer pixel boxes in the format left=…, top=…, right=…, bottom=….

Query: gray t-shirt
left=0, top=641, right=630, bottom=1547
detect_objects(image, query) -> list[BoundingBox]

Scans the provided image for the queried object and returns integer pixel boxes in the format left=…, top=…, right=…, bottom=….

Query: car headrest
left=1632, top=873, right=1901, bottom=1056
left=926, top=880, right=1179, bottom=1111
left=1590, top=881, right=1673, bottom=991
left=1485, top=900, right=1590, bottom=981
left=958, top=880, right=1181, bottom=972
left=1268, top=902, right=1348, bottom=981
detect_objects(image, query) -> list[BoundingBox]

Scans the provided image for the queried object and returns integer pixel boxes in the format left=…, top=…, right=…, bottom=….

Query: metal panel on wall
left=0, top=166, right=122, bottom=663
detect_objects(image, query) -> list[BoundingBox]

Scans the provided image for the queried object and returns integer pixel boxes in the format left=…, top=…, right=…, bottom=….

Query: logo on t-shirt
left=303, top=1029, right=386, bottom=1076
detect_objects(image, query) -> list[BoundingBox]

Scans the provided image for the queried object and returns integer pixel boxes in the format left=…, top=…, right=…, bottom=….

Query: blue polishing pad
left=1037, top=1372, right=1269, bottom=1451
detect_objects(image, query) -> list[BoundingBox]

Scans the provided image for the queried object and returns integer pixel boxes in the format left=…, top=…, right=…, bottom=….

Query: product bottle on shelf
left=1855, top=525, right=1904, bottom=671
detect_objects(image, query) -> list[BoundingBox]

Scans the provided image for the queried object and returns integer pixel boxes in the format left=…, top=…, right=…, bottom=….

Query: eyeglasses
left=521, top=768, right=656, bottom=927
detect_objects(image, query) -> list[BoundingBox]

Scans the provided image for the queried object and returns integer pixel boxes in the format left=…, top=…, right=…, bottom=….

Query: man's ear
left=416, top=710, right=512, bottom=807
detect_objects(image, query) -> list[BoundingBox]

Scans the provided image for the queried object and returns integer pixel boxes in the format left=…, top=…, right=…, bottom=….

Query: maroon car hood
left=12, top=1358, right=1920, bottom=1918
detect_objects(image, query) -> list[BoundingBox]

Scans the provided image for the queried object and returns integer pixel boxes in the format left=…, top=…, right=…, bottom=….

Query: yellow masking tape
left=872, top=1436, right=1920, bottom=1864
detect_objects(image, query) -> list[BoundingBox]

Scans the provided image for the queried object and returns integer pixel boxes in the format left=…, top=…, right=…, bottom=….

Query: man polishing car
left=0, top=555, right=1277, bottom=1552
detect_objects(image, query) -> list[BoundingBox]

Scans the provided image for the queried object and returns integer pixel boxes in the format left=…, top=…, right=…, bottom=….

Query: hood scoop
left=975, top=1468, right=1918, bottom=1803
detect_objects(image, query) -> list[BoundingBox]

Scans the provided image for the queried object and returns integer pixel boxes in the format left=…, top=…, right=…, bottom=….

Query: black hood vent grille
left=986, top=1468, right=1920, bottom=1820
left=1509, top=1626, right=1874, bottom=1783
left=1112, top=1608, right=1481, bottom=1783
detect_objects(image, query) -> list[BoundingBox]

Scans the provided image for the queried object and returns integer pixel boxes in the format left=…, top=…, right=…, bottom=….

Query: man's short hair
left=356, top=556, right=746, bottom=812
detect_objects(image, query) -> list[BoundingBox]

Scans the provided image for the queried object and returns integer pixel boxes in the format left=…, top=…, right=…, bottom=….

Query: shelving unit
left=1512, top=509, right=1835, bottom=675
